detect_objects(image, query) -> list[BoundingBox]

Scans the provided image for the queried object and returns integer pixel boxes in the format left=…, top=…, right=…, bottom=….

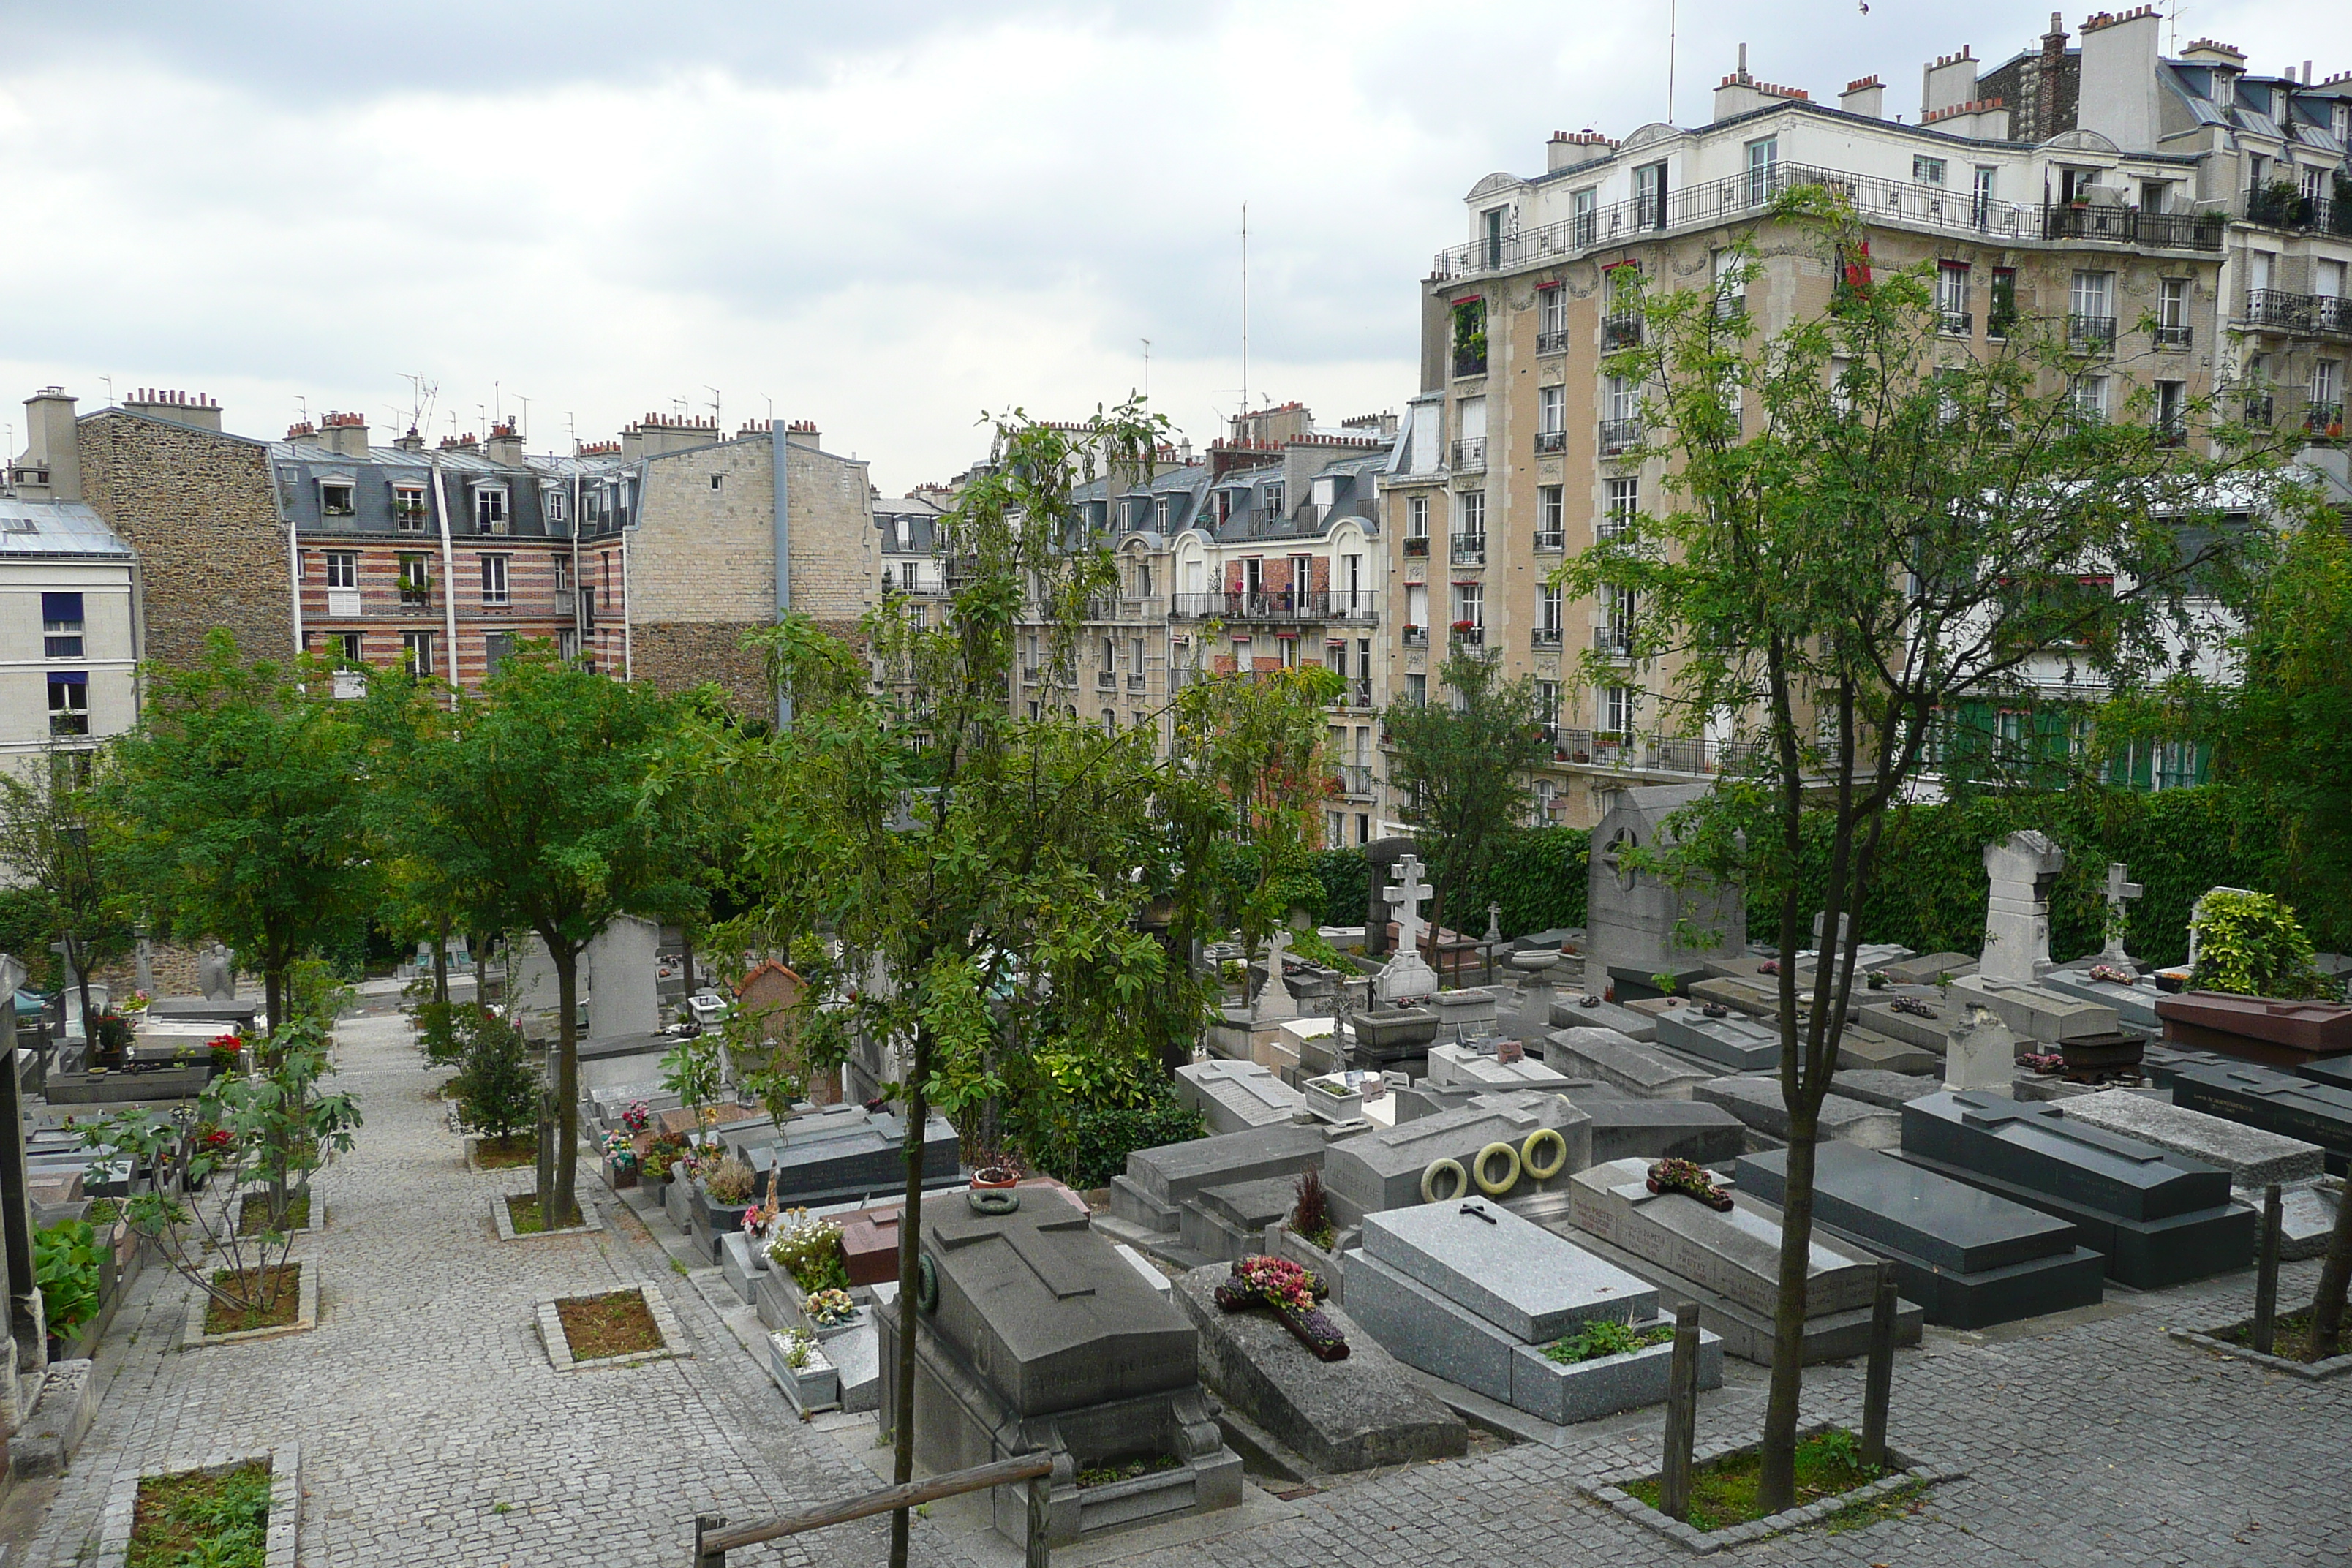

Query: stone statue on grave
left=197, top=942, right=238, bottom=1002
left=2097, top=863, right=2144, bottom=967
left=1253, top=924, right=1300, bottom=1023
left=133, top=927, right=155, bottom=996
left=1980, top=832, right=2064, bottom=987
left=1376, top=855, right=1440, bottom=1003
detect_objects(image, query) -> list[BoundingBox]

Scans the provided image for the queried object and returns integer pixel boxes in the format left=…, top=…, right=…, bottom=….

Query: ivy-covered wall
left=1305, top=788, right=2342, bottom=965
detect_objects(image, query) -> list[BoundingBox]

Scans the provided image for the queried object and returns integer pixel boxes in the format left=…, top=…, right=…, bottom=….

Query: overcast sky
left=1, top=1, right=2342, bottom=491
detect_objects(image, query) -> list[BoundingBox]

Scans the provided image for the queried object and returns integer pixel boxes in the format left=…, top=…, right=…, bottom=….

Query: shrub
left=412, top=1001, right=467, bottom=1068
left=451, top=1011, right=539, bottom=1139
left=1020, top=1086, right=1204, bottom=1191
left=1291, top=1168, right=1334, bottom=1250
left=2190, top=889, right=2337, bottom=1000
left=703, top=1155, right=755, bottom=1205
left=34, top=1221, right=102, bottom=1338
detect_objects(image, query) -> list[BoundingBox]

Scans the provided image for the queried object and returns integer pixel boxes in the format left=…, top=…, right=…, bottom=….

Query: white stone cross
left=1385, top=855, right=1435, bottom=956
left=2099, top=862, right=2144, bottom=963
left=1255, top=923, right=1298, bottom=1022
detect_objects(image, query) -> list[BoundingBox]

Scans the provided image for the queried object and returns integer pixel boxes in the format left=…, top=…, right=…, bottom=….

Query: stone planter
left=1581, top=1422, right=1961, bottom=1555
left=1509, top=1330, right=1722, bottom=1425
left=663, top=1169, right=697, bottom=1232
left=492, top=1191, right=605, bottom=1242
left=769, top=1330, right=839, bottom=1413
left=179, top=1262, right=318, bottom=1351
left=689, top=1184, right=754, bottom=1262
left=92, top=1443, right=301, bottom=1568
left=602, top=1156, right=638, bottom=1191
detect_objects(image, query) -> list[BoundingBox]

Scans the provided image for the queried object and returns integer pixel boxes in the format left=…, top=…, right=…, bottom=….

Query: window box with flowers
left=1403, top=625, right=1427, bottom=647
left=1450, top=620, right=1482, bottom=646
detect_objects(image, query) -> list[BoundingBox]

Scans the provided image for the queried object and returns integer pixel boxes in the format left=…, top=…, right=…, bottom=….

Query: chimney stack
left=13, top=387, right=83, bottom=501
left=485, top=419, right=525, bottom=465
left=320, top=410, right=369, bottom=458
left=124, top=388, right=224, bottom=432
left=1840, top=75, right=1886, bottom=118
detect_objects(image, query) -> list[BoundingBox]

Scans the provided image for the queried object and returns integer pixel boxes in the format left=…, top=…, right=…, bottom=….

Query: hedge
left=1304, top=786, right=2341, bottom=965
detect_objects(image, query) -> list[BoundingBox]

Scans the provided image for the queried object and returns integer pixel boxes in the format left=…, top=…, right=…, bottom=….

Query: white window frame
left=544, top=488, right=568, bottom=524
left=1406, top=494, right=1429, bottom=538
left=1602, top=477, right=1637, bottom=538
left=319, top=479, right=356, bottom=518
left=1745, top=137, right=1779, bottom=206
left=325, top=551, right=358, bottom=590
left=1452, top=581, right=1484, bottom=629
left=1537, top=384, right=1565, bottom=435
left=1537, top=484, right=1564, bottom=537
left=1539, top=286, right=1568, bottom=341
left=1455, top=489, right=1485, bottom=538
left=472, top=484, right=510, bottom=534
left=393, top=483, right=428, bottom=532
left=481, top=554, right=510, bottom=607
left=401, top=629, right=435, bottom=676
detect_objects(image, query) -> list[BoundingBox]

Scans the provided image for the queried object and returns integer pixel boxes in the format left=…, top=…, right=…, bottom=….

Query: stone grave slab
left=2143, top=1044, right=2239, bottom=1088
left=2171, top=1060, right=2352, bottom=1177
left=1173, top=1264, right=1466, bottom=1471
left=1430, top=987, right=1501, bottom=1036
left=1542, top=1028, right=1712, bottom=1100
left=2054, top=1090, right=2324, bottom=1188
left=1831, top=1071, right=1942, bottom=1110
left=726, top=1104, right=960, bottom=1208
left=1899, top=1090, right=2253, bottom=1287
left=1567, top=1158, right=1880, bottom=1319
left=1548, top=992, right=1659, bottom=1042
left=1175, top=1060, right=1304, bottom=1137
left=1941, top=1006, right=2018, bottom=1094
left=1425, top=1044, right=1579, bottom=1092
left=1693, top=1076, right=1900, bottom=1150
left=1110, top=1124, right=1329, bottom=1235
left=1352, top=1005, right=1440, bottom=1069
left=1950, top=975, right=2119, bottom=1044
left=1320, top=1093, right=1591, bottom=1228
left=1182, top=1177, right=1300, bottom=1264
left=1347, top=1199, right=1722, bottom=1422
left=1607, top=964, right=1711, bottom=1005
left=1685, top=976, right=1779, bottom=1021
left=1736, top=1143, right=2106, bottom=1329
left=1853, top=998, right=1962, bottom=1053
left=1876, top=953, right=1976, bottom=987
left=878, top=1199, right=1240, bottom=1545
left=1390, top=1082, right=1489, bottom=1123
left=2037, top=968, right=2165, bottom=1033
left=1835, top=1027, right=1942, bottom=1076
left=1651, top=1006, right=1782, bottom=1072
left=2156, top=992, right=2352, bottom=1067
left=1577, top=1101, right=1744, bottom=1166
left=2297, top=1055, right=2352, bottom=1094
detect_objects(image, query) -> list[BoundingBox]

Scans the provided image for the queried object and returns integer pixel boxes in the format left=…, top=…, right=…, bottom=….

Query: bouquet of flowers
left=620, top=1101, right=652, bottom=1134
left=1646, top=1157, right=1733, bottom=1212
left=600, top=1129, right=638, bottom=1166
left=804, top=1288, right=858, bottom=1327
left=2086, top=962, right=2136, bottom=987
left=1214, top=1254, right=1349, bottom=1361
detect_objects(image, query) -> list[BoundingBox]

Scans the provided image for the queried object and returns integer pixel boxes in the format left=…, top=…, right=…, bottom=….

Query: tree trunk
left=891, top=1025, right=932, bottom=1568
left=472, top=933, right=489, bottom=1007
left=1757, top=1105, right=1820, bottom=1512
left=265, top=962, right=292, bottom=1225
left=679, top=927, right=696, bottom=1029
left=67, top=931, right=97, bottom=1060
left=551, top=946, right=581, bottom=1228
left=2310, top=1178, right=2352, bottom=1357
left=432, top=919, right=450, bottom=1008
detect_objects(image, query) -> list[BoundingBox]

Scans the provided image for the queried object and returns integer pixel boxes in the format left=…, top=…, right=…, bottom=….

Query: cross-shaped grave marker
left=2100, top=862, right=2144, bottom=964
left=1378, top=856, right=1440, bottom=1002
left=1254, top=922, right=1299, bottom=1022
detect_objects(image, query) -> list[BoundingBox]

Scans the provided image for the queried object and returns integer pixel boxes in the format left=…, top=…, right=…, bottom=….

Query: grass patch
left=87, top=1197, right=121, bottom=1226
left=1823, top=1479, right=1931, bottom=1534
left=1624, top=1428, right=1885, bottom=1533
left=202, top=1265, right=302, bottom=1336
left=235, top=1191, right=310, bottom=1236
left=2215, top=1308, right=2343, bottom=1365
left=505, top=1194, right=585, bottom=1234
left=129, top=1460, right=271, bottom=1568
left=1542, top=1319, right=1675, bottom=1365
left=1074, top=1455, right=1182, bottom=1488
left=556, top=1290, right=661, bottom=1360
left=472, top=1134, right=538, bottom=1170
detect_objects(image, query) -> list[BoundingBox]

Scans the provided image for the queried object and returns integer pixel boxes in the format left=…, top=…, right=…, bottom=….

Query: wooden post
left=2253, top=1183, right=2283, bottom=1356
left=694, top=1513, right=727, bottom=1567
left=1659, top=1300, right=1700, bottom=1520
left=1861, top=1262, right=1898, bottom=1471
left=1024, top=1471, right=1052, bottom=1568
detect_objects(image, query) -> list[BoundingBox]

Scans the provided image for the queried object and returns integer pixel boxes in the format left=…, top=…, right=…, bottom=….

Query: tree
left=0, top=745, right=119, bottom=1057
left=1553, top=192, right=2289, bottom=1509
left=1379, top=649, right=1550, bottom=952
left=108, top=633, right=375, bottom=1038
left=370, top=647, right=697, bottom=1232
left=714, top=402, right=1201, bottom=1568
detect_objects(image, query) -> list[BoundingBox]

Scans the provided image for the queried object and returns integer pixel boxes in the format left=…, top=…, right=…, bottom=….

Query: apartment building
left=1395, top=10, right=2351, bottom=828
left=0, top=395, right=137, bottom=769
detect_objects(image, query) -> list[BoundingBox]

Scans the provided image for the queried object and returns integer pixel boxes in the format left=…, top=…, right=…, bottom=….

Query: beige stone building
left=1393, top=13, right=2351, bottom=827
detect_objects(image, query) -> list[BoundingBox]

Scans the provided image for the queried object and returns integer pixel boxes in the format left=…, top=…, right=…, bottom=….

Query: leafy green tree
left=0, top=745, right=121, bottom=1055
left=1379, top=649, right=1550, bottom=951
left=105, top=633, right=374, bottom=1036
left=713, top=402, right=1202, bottom=1568
left=1553, top=192, right=2288, bottom=1509
left=451, top=1008, right=540, bottom=1141
left=369, top=647, right=697, bottom=1230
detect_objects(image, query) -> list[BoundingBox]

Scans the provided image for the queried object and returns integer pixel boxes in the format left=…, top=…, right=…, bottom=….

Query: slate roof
left=0, top=497, right=134, bottom=559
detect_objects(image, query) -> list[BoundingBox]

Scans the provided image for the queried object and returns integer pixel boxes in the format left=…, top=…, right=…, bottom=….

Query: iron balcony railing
left=1453, top=346, right=1488, bottom=378
left=2042, top=203, right=2227, bottom=250
left=1531, top=626, right=1563, bottom=649
left=1939, top=310, right=1972, bottom=336
left=1599, top=418, right=1644, bottom=456
left=1601, top=312, right=1643, bottom=349
left=1533, top=529, right=1565, bottom=552
left=1168, top=590, right=1379, bottom=622
left=1126, top=671, right=1147, bottom=691
left=2068, top=314, right=2118, bottom=351
left=1536, top=328, right=1569, bottom=355
left=1450, top=624, right=1485, bottom=646
left=1592, top=623, right=1635, bottom=657
left=1431, top=159, right=2221, bottom=282
left=1403, top=535, right=1430, bottom=558
left=1450, top=533, right=1487, bottom=565
left=2309, top=402, right=2347, bottom=439
left=1451, top=437, right=1486, bottom=472
left=1402, top=626, right=1428, bottom=647
left=1336, top=764, right=1376, bottom=796
left=1534, top=429, right=1566, bottom=455
left=1096, top=668, right=1117, bottom=689
left=2244, top=289, right=2352, bottom=336
left=2155, top=418, right=2188, bottom=449
left=1548, top=728, right=1763, bottom=774
left=2240, top=186, right=2352, bottom=237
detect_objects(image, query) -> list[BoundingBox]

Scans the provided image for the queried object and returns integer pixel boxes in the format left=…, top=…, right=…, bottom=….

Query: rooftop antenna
left=1141, top=339, right=1151, bottom=401
left=1240, top=201, right=1250, bottom=431
left=399, top=372, right=438, bottom=437
left=566, top=411, right=577, bottom=451
left=100, top=374, right=114, bottom=407
left=705, top=385, right=722, bottom=431
left=296, top=396, right=309, bottom=426
left=513, top=393, right=529, bottom=442
left=1667, top=0, right=1678, bottom=122
left=762, top=393, right=774, bottom=423
left=494, top=380, right=501, bottom=424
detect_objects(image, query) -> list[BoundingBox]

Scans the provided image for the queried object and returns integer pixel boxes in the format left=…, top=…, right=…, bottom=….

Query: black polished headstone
left=2294, top=1054, right=2352, bottom=1094
left=1736, top=1142, right=2104, bottom=1329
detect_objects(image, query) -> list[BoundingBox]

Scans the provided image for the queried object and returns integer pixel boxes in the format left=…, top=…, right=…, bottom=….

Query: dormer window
left=1262, top=481, right=1286, bottom=520
left=1156, top=496, right=1172, bottom=530
left=473, top=484, right=509, bottom=534
left=544, top=488, right=568, bottom=524
left=393, top=483, right=427, bottom=532
left=320, top=480, right=355, bottom=518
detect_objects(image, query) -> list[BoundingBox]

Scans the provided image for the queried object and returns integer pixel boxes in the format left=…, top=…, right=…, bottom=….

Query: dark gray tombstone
left=722, top=1104, right=960, bottom=1207
left=1898, top=1090, right=2252, bottom=1287
left=1735, top=1142, right=2106, bottom=1329
left=1362, top=837, right=1416, bottom=957
left=2171, top=1060, right=2352, bottom=1176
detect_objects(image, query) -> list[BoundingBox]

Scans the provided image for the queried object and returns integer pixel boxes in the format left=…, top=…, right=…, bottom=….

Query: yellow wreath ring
left=1521, top=1128, right=1569, bottom=1182
left=1473, top=1140, right=1522, bottom=1196
left=1420, top=1157, right=1469, bottom=1204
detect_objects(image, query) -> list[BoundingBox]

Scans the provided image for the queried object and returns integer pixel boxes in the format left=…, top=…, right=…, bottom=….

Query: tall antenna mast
left=1240, top=202, right=1250, bottom=429
left=1667, top=0, right=1678, bottom=123
left=1141, top=339, right=1151, bottom=401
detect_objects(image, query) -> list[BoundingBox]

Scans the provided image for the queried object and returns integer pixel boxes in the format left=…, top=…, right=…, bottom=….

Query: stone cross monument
left=1980, top=831, right=2065, bottom=986
left=2097, top=862, right=2144, bottom=965
left=1253, top=924, right=1299, bottom=1023
left=1377, top=856, right=1440, bottom=1002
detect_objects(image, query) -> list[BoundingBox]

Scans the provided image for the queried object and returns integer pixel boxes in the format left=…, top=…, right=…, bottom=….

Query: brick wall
left=77, top=412, right=293, bottom=668
left=631, top=619, right=770, bottom=708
